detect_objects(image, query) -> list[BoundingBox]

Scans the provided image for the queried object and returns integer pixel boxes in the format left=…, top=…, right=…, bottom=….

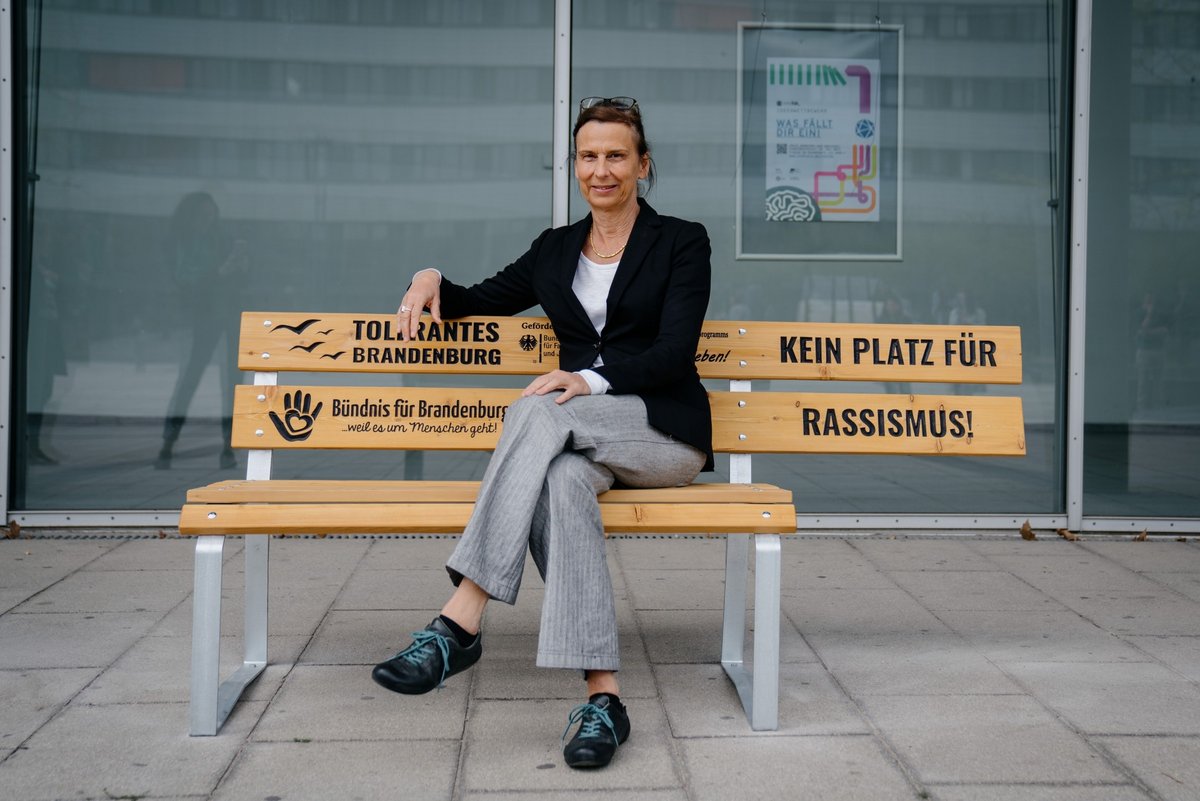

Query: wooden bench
left=180, top=311, right=1026, bottom=736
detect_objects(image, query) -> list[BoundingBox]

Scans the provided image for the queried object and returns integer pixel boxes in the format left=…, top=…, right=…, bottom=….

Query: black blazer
left=438, top=199, right=714, bottom=471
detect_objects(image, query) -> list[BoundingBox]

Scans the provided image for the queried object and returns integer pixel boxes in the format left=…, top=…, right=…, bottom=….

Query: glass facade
left=5, top=1, right=1192, bottom=526
left=573, top=0, right=1066, bottom=514
left=16, top=1, right=555, bottom=509
left=1084, top=2, right=1200, bottom=516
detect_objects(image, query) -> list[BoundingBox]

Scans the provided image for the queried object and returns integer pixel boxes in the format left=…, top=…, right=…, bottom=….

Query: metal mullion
left=1066, top=0, right=1093, bottom=531
left=552, top=0, right=570, bottom=227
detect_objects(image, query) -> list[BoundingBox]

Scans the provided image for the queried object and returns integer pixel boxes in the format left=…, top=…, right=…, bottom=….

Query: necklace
left=589, top=229, right=627, bottom=260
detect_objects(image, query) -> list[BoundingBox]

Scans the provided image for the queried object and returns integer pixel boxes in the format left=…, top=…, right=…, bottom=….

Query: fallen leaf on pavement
left=1134, top=530, right=1148, bottom=542
left=1057, top=528, right=1079, bottom=541
left=1019, top=520, right=1037, bottom=540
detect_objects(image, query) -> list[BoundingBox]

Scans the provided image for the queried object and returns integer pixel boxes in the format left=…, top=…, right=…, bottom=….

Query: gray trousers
left=446, top=393, right=706, bottom=670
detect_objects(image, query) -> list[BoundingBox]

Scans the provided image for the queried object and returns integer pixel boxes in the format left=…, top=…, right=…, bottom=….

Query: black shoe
left=562, top=693, right=630, bottom=769
left=371, top=617, right=482, bottom=695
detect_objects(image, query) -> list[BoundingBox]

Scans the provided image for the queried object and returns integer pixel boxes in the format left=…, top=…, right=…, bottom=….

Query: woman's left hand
left=522, top=370, right=591, bottom=404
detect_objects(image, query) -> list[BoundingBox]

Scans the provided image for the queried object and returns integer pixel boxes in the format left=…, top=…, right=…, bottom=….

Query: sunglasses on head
left=579, top=96, right=639, bottom=112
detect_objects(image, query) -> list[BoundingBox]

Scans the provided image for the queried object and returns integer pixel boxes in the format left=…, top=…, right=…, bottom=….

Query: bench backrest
left=232, top=312, right=1026, bottom=458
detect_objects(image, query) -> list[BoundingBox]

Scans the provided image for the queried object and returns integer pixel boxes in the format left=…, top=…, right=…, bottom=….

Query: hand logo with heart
left=268, top=391, right=323, bottom=442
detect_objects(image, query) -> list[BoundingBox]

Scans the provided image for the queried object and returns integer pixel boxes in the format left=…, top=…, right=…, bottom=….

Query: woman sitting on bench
left=372, top=96, right=713, bottom=770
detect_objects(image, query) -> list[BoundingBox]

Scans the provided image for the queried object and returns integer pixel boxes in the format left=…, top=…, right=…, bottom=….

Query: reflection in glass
left=574, top=0, right=1067, bottom=514
left=1084, top=2, right=1200, bottom=516
left=17, top=2, right=554, bottom=510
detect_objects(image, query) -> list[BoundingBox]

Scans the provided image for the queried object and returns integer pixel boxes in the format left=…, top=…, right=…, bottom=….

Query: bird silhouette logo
left=270, top=319, right=322, bottom=334
left=289, top=342, right=325, bottom=353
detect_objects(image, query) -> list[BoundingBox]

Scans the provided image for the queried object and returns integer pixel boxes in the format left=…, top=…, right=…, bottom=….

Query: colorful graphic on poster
left=766, top=58, right=880, bottom=223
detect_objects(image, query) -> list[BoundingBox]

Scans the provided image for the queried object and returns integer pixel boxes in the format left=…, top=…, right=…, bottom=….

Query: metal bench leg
left=720, top=533, right=781, bottom=731
left=721, top=533, right=749, bottom=665
left=190, top=537, right=225, bottom=736
left=244, top=537, right=269, bottom=666
left=750, top=534, right=781, bottom=730
left=189, top=536, right=269, bottom=736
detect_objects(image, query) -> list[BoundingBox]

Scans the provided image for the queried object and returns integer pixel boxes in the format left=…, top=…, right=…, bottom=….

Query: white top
left=571, top=252, right=618, bottom=395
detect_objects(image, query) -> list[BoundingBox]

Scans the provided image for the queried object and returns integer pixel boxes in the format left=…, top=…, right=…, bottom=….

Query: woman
left=372, top=97, right=712, bottom=770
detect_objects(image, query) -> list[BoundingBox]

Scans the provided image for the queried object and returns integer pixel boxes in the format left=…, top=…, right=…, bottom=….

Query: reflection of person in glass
left=155, top=192, right=247, bottom=470
left=372, top=98, right=712, bottom=770
left=1135, top=292, right=1170, bottom=411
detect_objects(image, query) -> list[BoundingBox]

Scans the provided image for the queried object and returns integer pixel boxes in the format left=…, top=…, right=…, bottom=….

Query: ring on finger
left=399, top=305, right=412, bottom=313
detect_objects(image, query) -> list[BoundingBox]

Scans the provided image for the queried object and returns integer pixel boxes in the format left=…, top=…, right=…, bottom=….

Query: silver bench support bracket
left=719, top=379, right=781, bottom=731
left=189, top=371, right=276, bottom=736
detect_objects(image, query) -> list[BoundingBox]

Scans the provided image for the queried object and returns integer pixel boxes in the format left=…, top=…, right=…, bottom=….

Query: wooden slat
left=187, top=480, right=792, bottom=505
left=179, top=502, right=797, bottom=535
left=233, top=385, right=1024, bottom=456
left=711, top=392, right=1026, bottom=456
left=239, top=312, right=1022, bottom=384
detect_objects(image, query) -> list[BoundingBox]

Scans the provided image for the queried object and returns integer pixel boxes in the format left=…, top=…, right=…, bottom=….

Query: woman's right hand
left=397, top=269, right=443, bottom=340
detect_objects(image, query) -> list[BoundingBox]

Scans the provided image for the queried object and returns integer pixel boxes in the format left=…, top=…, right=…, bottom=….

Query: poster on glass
left=737, top=22, right=903, bottom=260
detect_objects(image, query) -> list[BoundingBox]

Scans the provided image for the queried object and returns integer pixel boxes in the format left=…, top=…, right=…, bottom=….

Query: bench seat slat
left=187, top=480, right=792, bottom=505
left=179, top=502, right=798, bottom=536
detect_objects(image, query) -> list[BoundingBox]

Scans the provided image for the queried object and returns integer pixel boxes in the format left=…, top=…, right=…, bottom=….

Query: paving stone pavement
left=1, top=533, right=1199, bottom=801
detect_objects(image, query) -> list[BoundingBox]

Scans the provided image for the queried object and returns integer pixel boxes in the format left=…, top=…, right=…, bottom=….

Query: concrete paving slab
left=852, top=539, right=999, bottom=572
left=624, top=569, right=726, bottom=610
left=1051, top=591, right=1200, bottom=637
left=1142, top=571, right=1200, bottom=603
left=210, top=739, right=459, bottom=801
left=76, top=634, right=308, bottom=705
left=11, top=568, right=193, bottom=614
left=656, top=663, right=869, bottom=737
left=808, top=631, right=1023, bottom=696
left=86, top=537, right=202, bottom=570
left=466, top=791, right=688, bottom=801
left=1123, top=635, right=1200, bottom=682
left=782, top=588, right=951, bottom=636
left=1096, top=736, right=1200, bottom=801
left=150, top=586, right=337, bottom=637
left=1004, top=661, right=1200, bottom=735
left=360, top=536, right=463, bottom=570
left=461, top=699, right=678, bottom=791
left=0, top=700, right=264, bottom=800
left=886, top=570, right=1064, bottom=611
left=0, top=541, right=116, bottom=590
left=1081, top=541, right=1200, bottom=572
left=984, top=554, right=1174, bottom=594
left=0, top=588, right=34, bottom=615
left=935, top=609, right=1153, bottom=663
left=929, top=785, right=1151, bottom=801
left=680, top=735, right=917, bottom=801
left=784, top=550, right=900, bottom=590
left=0, top=668, right=100, bottom=755
left=301, top=609, right=434, bottom=665
left=0, top=610, right=161, bottom=669
left=612, top=535, right=730, bottom=570
left=250, top=664, right=468, bottom=742
left=637, top=609, right=817, bottom=664
left=860, top=695, right=1125, bottom=784
left=333, top=568, right=462, bottom=610
left=968, top=540, right=1093, bottom=557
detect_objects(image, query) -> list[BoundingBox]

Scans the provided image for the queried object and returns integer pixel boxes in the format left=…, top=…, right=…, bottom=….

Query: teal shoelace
left=562, top=703, right=617, bottom=742
left=394, top=629, right=452, bottom=688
